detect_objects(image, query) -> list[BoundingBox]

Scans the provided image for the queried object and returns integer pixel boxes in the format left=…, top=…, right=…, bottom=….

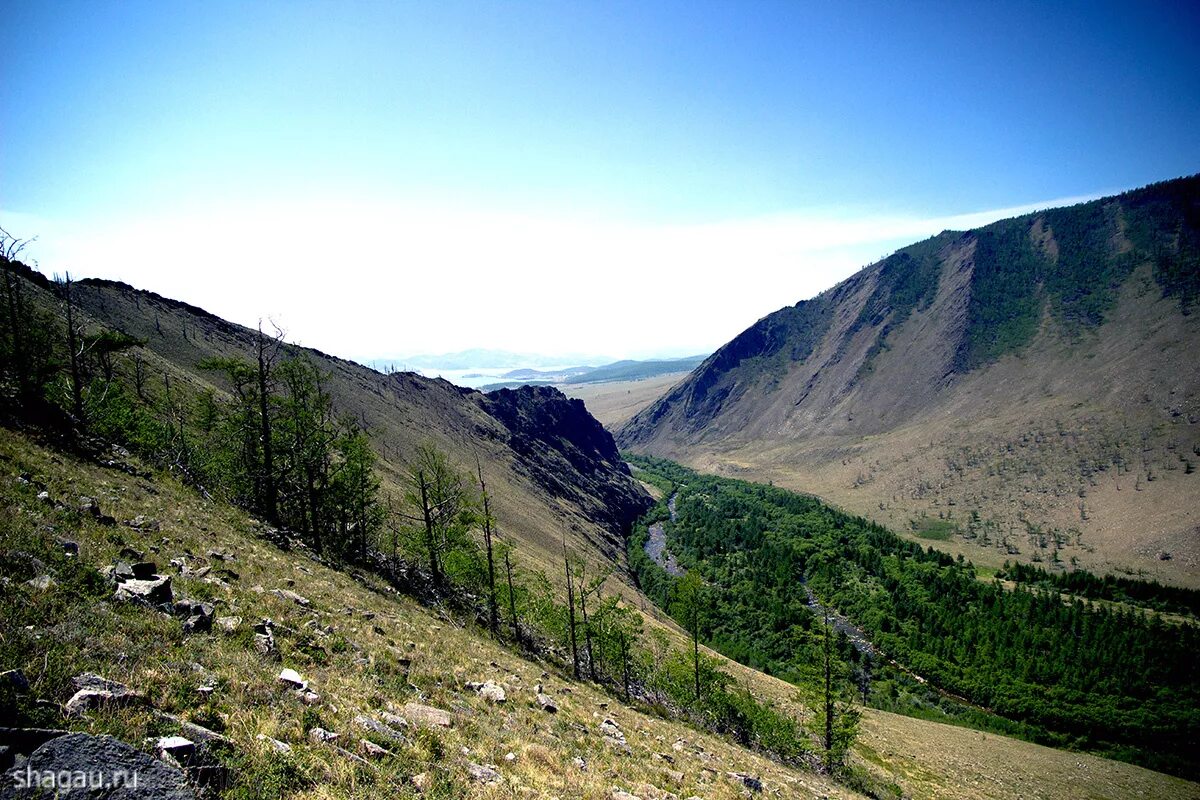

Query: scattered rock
left=57, top=539, right=79, bottom=557
left=155, top=736, right=196, bottom=763
left=36, top=491, right=51, bottom=503
left=174, top=600, right=214, bottom=634
left=272, top=588, right=311, bottom=607
left=278, top=668, right=307, bottom=690
left=354, top=714, right=409, bottom=744
left=401, top=702, right=452, bottom=729
left=308, top=727, right=339, bottom=744
left=127, top=515, right=161, bottom=532
left=215, top=615, right=242, bottom=633
left=130, top=562, right=158, bottom=580
left=726, top=772, right=763, bottom=792
left=573, top=756, right=588, bottom=771
left=611, top=790, right=641, bottom=800
left=504, top=751, right=516, bottom=762
left=253, top=620, right=277, bottom=657
left=475, top=680, right=506, bottom=703
left=114, top=574, right=173, bottom=607
left=64, top=674, right=141, bottom=716
left=536, top=693, right=558, bottom=713
left=301, top=690, right=321, bottom=705
left=600, top=718, right=627, bottom=749
left=379, top=711, right=408, bottom=729
left=360, top=739, right=391, bottom=759
left=466, top=761, right=502, bottom=784
left=2, top=732, right=195, bottom=799
left=411, top=772, right=432, bottom=792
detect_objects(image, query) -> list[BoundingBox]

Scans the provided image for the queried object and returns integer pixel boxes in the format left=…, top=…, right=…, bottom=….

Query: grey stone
left=466, top=761, right=502, bottom=784
left=272, top=589, right=310, bottom=607
left=726, top=772, right=763, bottom=792
left=308, top=727, right=339, bottom=744
left=354, top=714, right=408, bottom=745
left=114, top=575, right=172, bottom=607
left=0, top=732, right=195, bottom=798
left=536, top=693, right=557, bottom=712
left=278, top=668, right=307, bottom=690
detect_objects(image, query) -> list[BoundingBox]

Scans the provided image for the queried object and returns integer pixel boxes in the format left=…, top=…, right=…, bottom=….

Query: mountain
left=561, top=355, right=709, bottom=385
left=13, top=266, right=652, bottom=582
left=481, top=356, right=710, bottom=392
left=3, top=237, right=1197, bottom=799
left=619, top=176, right=1200, bottom=587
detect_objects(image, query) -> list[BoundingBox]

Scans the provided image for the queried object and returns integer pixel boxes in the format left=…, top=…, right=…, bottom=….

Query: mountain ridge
left=619, top=175, right=1200, bottom=586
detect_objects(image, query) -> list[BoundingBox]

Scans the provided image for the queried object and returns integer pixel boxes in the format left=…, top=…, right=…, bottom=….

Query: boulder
left=726, top=772, right=763, bottom=792
left=476, top=680, right=506, bottom=704
left=114, top=575, right=172, bottom=607
left=466, top=761, right=502, bottom=784
left=271, top=589, right=311, bottom=607
left=600, top=718, right=628, bottom=749
left=535, top=693, right=557, bottom=712
left=277, top=668, right=307, bottom=690
left=1, top=732, right=194, bottom=799
left=354, top=714, right=409, bottom=745
left=215, top=615, right=242, bottom=633
left=64, top=674, right=141, bottom=716
left=307, top=727, right=339, bottom=744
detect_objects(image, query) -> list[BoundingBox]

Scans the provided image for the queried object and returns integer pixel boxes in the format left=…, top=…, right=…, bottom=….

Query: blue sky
left=2, top=1, right=1198, bottom=361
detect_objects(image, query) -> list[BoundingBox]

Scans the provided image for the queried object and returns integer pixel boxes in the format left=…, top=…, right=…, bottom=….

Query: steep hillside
left=63, top=275, right=651, bottom=581
left=4, top=428, right=1196, bottom=800
left=620, top=176, right=1200, bottom=586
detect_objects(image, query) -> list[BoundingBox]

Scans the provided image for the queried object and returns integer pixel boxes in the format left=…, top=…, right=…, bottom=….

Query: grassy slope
left=0, top=427, right=856, bottom=800
left=3, top=429, right=1196, bottom=800
left=565, top=373, right=693, bottom=429
left=67, top=278, right=641, bottom=586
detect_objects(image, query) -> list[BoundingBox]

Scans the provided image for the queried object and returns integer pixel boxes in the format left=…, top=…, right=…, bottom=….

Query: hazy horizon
left=3, top=2, right=1198, bottom=363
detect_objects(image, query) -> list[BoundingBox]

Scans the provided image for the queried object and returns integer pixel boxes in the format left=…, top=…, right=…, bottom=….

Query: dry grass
left=565, top=374, right=689, bottom=429
left=4, top=428, right=1194, bottom=799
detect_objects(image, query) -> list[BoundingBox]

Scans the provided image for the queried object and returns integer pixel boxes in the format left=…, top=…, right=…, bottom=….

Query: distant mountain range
left=619, top=175, right=1200, bottom=588
left=480, top=355, right=708, bottom=391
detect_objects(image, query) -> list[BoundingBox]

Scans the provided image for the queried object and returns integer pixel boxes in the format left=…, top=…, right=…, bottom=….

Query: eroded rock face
left=0, top=733, right=195, bottom=799
left=477, top=386, right=652, bottom=541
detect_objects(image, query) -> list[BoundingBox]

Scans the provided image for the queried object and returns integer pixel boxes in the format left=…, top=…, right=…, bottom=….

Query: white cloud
left=0, top=191, right=1099, bottom=363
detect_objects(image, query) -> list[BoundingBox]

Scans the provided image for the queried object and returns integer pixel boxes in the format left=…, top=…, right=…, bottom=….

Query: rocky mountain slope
left=58, top=273, right=651, bottom=582
left=4, top=427, right=1196, bottom=799
left=619, top=176, right=1200, bottom=586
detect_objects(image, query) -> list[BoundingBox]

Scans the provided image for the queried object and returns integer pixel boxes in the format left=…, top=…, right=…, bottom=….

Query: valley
left=619, top=177, right=1200, bottom=590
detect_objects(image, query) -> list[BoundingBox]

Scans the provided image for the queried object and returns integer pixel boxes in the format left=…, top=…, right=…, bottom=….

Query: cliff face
left=618, top=176, right=1200, bottom=587
left=479, top=385, right=652, bottom=538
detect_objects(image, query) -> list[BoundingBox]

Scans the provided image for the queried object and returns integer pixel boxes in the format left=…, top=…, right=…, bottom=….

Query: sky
left=2, top=1, right=1198, bottom=363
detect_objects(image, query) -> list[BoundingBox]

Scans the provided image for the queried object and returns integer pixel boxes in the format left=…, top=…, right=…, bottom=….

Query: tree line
left=626, top=454, right=1200, bottom=781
